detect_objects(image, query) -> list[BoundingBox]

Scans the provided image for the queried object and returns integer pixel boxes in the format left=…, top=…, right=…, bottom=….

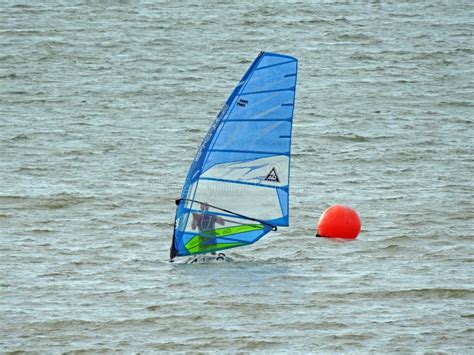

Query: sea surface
left=1, top=1, right=473, bottom=353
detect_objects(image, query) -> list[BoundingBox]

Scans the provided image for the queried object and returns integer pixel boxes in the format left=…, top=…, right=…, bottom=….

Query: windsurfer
left=191, top=202, right=224, bottom=232
left=191, top=202, right=225, bottom=257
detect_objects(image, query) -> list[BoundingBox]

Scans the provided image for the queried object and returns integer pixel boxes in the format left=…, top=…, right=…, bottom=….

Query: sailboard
left=170, top=51, right=298, bottom=260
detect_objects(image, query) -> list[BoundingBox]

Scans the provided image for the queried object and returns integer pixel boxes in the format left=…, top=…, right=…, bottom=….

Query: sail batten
left=241, top=88, right=296, bottom=95
left=208, top=149, right=289, bottom=155
left=170, top=52, right=298, bottom=258
left=199, top=177, right=290, bottom=190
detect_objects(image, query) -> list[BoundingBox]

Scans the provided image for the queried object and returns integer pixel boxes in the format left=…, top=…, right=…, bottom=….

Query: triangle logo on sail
left=265, top=167, right=280, bottom=183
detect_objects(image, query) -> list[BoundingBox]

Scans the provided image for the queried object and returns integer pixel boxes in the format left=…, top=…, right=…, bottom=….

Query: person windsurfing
left=190, top=202, right=226, bottom=260
left=191, top=202, right=224, bottom=233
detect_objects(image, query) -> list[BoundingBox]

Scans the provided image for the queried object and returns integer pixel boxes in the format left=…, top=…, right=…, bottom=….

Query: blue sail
left=170, top=52, right=298, bottom=258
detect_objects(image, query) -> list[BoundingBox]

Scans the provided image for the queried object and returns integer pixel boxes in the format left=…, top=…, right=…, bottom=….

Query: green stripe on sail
left=185, top=224, right=264, bottom=254
left=201, top=223, right=263, bottom=238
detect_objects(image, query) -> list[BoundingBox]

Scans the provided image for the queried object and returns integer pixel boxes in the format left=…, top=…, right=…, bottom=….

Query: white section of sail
left=193, top=179, right=283, bottom=222
left=200, top=155, right=289, bottom=188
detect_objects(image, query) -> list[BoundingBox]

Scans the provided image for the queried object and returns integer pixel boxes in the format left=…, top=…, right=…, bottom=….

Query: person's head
left=200, top=202, right=209, bottom=211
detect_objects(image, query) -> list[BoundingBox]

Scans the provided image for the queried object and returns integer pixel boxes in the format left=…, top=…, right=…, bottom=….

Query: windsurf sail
left=170, top=51, right=298, bottom=259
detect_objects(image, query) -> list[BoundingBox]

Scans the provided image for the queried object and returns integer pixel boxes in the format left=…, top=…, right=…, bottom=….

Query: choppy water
left=1, top=1, right=473, bottom=353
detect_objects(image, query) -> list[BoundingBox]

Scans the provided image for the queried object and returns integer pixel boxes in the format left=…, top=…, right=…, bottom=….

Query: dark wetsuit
left=192, top=212, right=224, bottom=234
left=191, top=210, right=225, bottom=253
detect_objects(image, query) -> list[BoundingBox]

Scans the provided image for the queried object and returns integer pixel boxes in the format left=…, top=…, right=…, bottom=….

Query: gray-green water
left=1, top=1, right=473, bottom=353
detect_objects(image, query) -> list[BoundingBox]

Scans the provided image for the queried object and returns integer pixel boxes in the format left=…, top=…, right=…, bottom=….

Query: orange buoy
left=317, top=204, right=361, bottom=239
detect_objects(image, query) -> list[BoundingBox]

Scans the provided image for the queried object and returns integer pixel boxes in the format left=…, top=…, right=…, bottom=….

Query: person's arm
left=191, top=214, right=198, bottom=229
left=215, top=216, right=225, bottom=226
